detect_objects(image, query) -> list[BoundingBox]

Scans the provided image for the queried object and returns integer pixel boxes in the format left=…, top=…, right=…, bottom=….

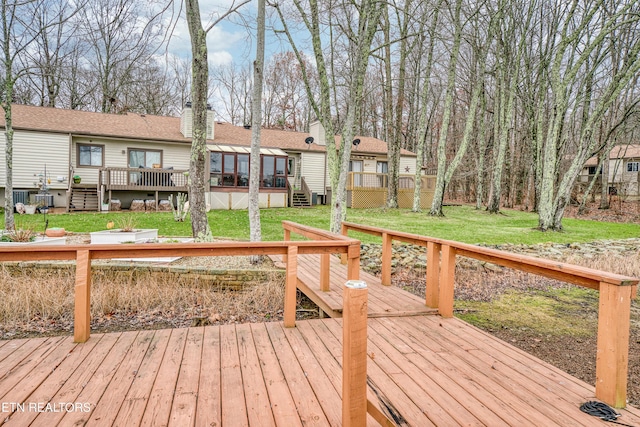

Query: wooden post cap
left=345, top=280, right=367, bottom=289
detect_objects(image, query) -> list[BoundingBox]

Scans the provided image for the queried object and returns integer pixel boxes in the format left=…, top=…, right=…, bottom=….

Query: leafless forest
left=3, top=0, right=640, bottom=230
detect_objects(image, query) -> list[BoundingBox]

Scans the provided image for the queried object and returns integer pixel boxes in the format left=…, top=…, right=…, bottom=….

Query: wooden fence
left=341, top=221, right=638, bottom=409
left=0, top=222, right=369, bottom=425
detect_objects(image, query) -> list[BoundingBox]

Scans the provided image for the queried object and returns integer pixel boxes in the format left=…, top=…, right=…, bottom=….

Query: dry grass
left=0, top=265, right=286, bottom=337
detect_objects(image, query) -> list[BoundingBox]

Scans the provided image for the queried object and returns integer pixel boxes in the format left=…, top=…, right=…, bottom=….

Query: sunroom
left=207, top=144, right=289, bottom=209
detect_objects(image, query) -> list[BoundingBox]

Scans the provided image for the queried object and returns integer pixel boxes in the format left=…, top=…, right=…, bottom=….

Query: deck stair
left=291, top=191, right=311, bottom=207
left=67, top=185, right=99, bottom=212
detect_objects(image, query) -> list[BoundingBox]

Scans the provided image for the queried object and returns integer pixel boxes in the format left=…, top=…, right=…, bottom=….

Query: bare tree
left=20, top=0, right=79, bottom=108
left=486, top=0, right=535, bottom=213
left=272, top=0, right=384, bottom=232
left=185, top=0, right=250, bottom=240
left=537, top=0, right=640, bottom=230
left=2, top=0, right=77, bottom=230
left=410, top=0, right=443, bottom=212
left=263, top=51, right=314, bottom=131
left=78, top=0, right=171, bottom=113
left=249, top=0, right=266, bottom=251
left=211, top=63, right=252, bottom=125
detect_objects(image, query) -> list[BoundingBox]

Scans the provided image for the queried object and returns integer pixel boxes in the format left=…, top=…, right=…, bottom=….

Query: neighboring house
left=0, top=104, right=430, bottom=211
left=580, top=144, right=640, bottom=199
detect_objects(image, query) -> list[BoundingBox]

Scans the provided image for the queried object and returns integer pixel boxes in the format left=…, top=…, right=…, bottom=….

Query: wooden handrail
left=0, top=221, right=371, bottom=425
left=0, top=237, right=359, bottom=342
left=282, top=221, right=360, bottom=293
left=341, top=222, right=637, bottom=288
left=341, top=221, right=638, bottom=408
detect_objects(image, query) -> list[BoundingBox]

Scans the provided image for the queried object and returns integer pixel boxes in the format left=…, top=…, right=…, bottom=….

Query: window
left=587, top=166, right=597, bottom=175
left=376, top=161, right=388, bottom=174
left=627, top=162, right=639, bottom=172
left=262, top=155, right=287, bottom=188
left=210, top=152, right=251, bottom=187
left=210, top=152, right=287, bottom=189
left=288, top=158, right=296, bottom=176
left=129, top=149, right=162, bottom=168
left=77, top=144, right=104, bottom=167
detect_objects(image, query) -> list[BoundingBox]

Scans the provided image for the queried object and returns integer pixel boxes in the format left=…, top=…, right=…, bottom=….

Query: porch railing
left=0, top=221, right=367, bottom=425
left=346, top=172, right=435, bottom=190
left=99, top=167, right=189, bottom=192
left=341, top=221, right=638, bottom=409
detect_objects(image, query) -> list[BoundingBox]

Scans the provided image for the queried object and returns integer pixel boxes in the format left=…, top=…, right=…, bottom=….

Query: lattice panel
left=348, top=188, right=435, bottom=209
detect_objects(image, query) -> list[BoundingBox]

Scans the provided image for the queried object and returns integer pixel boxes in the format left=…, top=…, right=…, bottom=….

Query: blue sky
left=166, top=1, right=293, bottom=68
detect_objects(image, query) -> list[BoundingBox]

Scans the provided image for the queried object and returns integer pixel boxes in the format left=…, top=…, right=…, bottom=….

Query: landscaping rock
left=109, top=199, right=121, bottom=211
left=158, top=200, right=172, bottom=211
left=130, top=200, right=145, bottom=211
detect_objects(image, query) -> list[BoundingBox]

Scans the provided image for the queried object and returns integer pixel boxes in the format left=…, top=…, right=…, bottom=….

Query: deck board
left=2, top=251, right=639, bottom=426
left=282, top=253, right=437, bottom=318
left=169, top=327, right=203, bottom=427
left=113, top=328, right=172, bottom=427
left=139, top=328, right=188, bottom=427
left=1, top=317, right=639, bottom=426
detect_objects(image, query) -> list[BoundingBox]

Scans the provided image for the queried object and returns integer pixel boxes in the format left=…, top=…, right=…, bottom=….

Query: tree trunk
left=429, top=0, right=463, bottom=216
left=475, top=92, right=487, bottom=210
left=185, top=0, right=213, bottom=241
left=248, top=0, right=265, bottom=251
left=2, top=101, right=15, bottom=231
left=599, top=149, right=610, bottom=209
left=1, top=0, right=15, bottom=231
left=412, top=0, right=443, bottom=212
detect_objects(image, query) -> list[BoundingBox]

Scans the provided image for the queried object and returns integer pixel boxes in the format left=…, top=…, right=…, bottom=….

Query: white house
left=580, top=144, right=640, bottom=198
left=0, top=104, right=424, bottom=211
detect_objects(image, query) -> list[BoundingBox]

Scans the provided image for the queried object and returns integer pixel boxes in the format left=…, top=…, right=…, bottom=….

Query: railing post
left=595, top=282, right=632, bottom=408
left=438, top=244, right=456, bottom=318
left=342, top=280, right=368, bottom=427
left=320, top=254, right=330, bottom=292
left=74, top=249, right=92, bottom=343
left=284, top=245, right=298, bottom=328
left=341, top=223, right=349, bottom=265
left=381, top=232, right=392, bottom=286
left=426, top=242, right=441, bottom=308
left=347, top=243, right=360, bottom=281
left=283, top=229, right=290, bottom=264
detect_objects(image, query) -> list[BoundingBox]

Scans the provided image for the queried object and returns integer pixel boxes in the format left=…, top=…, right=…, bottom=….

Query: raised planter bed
left=0, top=236, right=66, bottom=246
left=90, top=229, right=158, bottom=244
left=118, top=237, right=195, bottom=262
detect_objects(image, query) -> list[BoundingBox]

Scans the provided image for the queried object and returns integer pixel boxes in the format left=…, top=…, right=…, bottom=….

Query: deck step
left=292, top=192, right=311, bottom=207
left=68, top=187, right=99, bottom=212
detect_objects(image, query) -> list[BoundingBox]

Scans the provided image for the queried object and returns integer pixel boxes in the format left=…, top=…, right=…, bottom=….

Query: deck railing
left=99, top=167, right=189, bottom=191
left=0, top=222, right=369, bottom=426
left=340, top=221, right=638, bottom=409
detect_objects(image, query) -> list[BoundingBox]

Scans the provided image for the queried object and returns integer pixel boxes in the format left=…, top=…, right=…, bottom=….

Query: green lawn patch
left=2, top=204, right=639, bottom=245
left=455, top=286, right=599, bottom=338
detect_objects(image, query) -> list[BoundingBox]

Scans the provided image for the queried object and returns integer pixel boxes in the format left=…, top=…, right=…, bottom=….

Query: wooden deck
left=272, top=253, right=437, bottom=319
left=1, top=219, right=638, bottom=425
left=2, top=316, right=640, bottom=426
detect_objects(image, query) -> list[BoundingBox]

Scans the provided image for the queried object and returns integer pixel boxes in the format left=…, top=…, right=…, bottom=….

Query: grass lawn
left=2, top=204, right=639, bottom=245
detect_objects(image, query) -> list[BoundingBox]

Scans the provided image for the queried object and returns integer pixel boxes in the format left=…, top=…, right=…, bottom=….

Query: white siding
left=301, top=151, right=327, bottom=195
left=8, top=131, right=70, bottom=190
left=362, top=159, right=377, bottom=173
left=72, top=137, right=192, bottom=185
left=400, top=156, right=417, bottom=175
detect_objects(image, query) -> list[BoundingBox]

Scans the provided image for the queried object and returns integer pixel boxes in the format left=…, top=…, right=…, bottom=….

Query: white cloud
left=166, top=1, right=253, bottom=66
